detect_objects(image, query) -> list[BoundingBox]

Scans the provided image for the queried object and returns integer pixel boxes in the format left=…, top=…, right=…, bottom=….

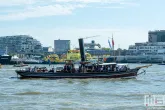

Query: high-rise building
left=54, top=40, right=70, bottom=54
left=148, top=30, right=165, bottom=42
left=0, top=35, right=42, bottom=54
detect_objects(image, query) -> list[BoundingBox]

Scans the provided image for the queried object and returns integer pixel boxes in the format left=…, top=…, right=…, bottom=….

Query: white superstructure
left=128, top=42, right=165, bottom=55
left=128, top=30, right=165, bottom=55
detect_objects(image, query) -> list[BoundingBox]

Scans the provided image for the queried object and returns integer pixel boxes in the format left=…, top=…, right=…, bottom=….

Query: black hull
left=42, top=61, right=65, bottom=64
left=158, top=64, right=165, bottom=65
left=16, top=70, right=139, bottom=79
left=0, top=56, right=12, bottom=64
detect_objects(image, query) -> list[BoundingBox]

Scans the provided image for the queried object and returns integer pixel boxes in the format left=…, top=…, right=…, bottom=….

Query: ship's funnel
left=79, top=38, right=85, bottom=62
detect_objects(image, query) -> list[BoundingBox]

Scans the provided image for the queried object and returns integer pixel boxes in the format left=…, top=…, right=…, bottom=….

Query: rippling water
left=0, top=64, right=165, bottom=110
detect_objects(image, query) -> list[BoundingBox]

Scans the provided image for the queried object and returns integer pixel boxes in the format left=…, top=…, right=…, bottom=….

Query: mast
left=78, top=38, right=85, bottom=62
left=118, top=44, right=120, bottom=56
left=78, top=38, right=86, bottom=73
left=5, top=46, right=8, bottom=55
left=112, top=34, right=115, bottom=62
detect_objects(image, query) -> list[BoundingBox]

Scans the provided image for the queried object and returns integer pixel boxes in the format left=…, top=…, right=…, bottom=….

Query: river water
left=0, top=64, right=165, bottom=110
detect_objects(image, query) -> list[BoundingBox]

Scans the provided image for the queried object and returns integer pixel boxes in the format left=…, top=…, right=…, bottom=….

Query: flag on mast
left=108, top=39, right=112, bottom=49
left=112, top=35, right=114, bottom=49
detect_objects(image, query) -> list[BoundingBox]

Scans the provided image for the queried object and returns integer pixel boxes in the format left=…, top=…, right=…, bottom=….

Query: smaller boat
left=13, top=62, right=28, bottom=67
left=0, top=47, right=12, bottom=65
left=158, top=61, right=165, bottom=65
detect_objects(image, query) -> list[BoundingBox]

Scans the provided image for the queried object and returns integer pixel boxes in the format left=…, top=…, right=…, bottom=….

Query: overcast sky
left=0, top=0, right=165, bottom=49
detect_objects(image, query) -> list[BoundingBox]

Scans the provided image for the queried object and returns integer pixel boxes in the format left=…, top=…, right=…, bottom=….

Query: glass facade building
left=149, top=30, right=165, bottom=42
left=54, top=40, right=70, bottom=54
left=0, top=35, right=42, bottom=54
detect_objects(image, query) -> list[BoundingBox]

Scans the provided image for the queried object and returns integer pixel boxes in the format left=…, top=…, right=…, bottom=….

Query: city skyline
left=0, top=0, right=165, bottom=49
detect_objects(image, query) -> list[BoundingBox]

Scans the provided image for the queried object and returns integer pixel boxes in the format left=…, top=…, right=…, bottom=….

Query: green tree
left=102, top=47, right=110, bottom=51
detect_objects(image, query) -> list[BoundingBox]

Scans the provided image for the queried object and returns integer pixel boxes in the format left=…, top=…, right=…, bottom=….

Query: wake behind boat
left=13, top=62, right=28, bottom=67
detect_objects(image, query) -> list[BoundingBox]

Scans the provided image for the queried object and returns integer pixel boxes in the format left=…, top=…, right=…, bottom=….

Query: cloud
left=0, top=0, right=138, bottom=21
left=0, top=0, right=35, bottom=6
left=55, top=0, right=137, bottom=5
left=96, top=6, right=124, bottom=9
left=0, top=0, right=138, bottom=6
left=0, top=4, right=85, bottom=20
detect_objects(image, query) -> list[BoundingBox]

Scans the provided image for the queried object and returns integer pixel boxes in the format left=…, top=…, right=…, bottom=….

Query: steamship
left=15, top=38, right=151, bottom=79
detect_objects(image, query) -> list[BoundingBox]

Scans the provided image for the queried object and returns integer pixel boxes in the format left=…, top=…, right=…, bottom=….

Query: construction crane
left=84, top=40, right=101, bottom=49
left=83, top=35, right=100, bottom=39
left=80, top=35, right=101, bottom=49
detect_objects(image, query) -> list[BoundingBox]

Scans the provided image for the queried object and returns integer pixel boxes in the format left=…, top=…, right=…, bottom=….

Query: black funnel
left=79, top=38, right=85, bottom=62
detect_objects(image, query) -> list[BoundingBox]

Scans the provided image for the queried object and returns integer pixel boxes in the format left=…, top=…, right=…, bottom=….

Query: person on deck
left=64, top=65, right=67, bottom=72
left=78, top=65, right=81, bottom=72
left=67, top=65, right=70, bottom=72
left=92, top=65, right=95, bottom=72
left=100, top=66, right=103, bottom=72
left=107, top=66, right=111, bottom=72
